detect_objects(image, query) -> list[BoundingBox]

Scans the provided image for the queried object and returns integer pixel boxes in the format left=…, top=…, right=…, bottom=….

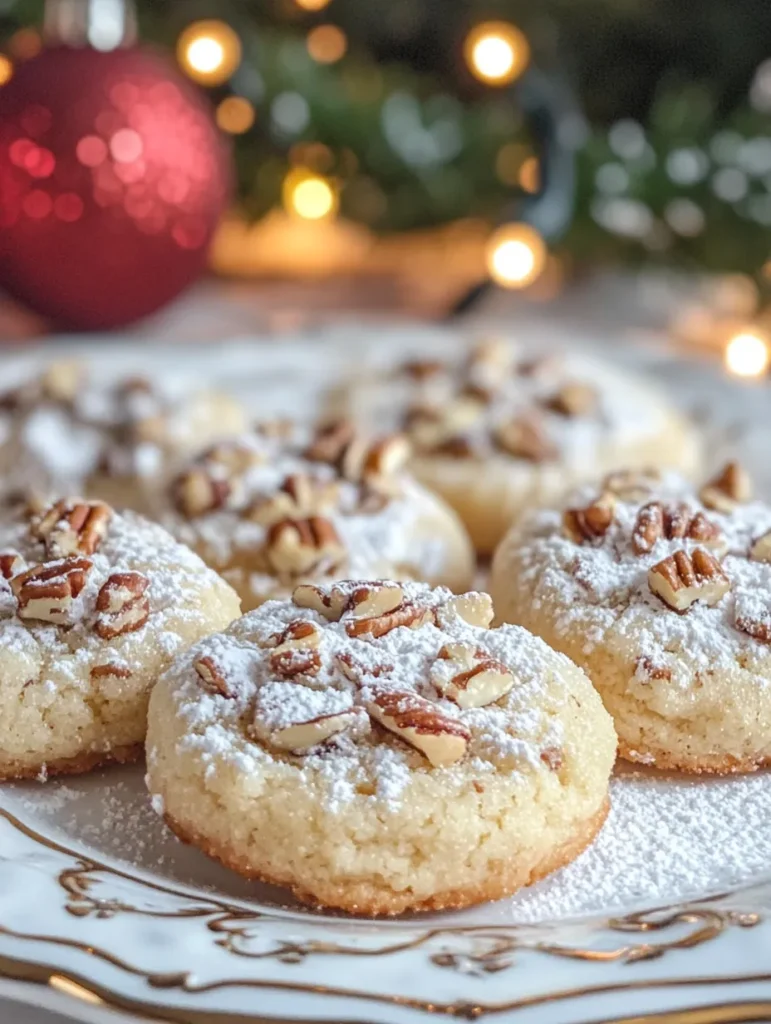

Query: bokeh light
left=0, top=56, right=14, bottom=87
left=283, top=168, right=338, bottom=220
left=486, top=223, right=547, bottom=288
left=519, top=156, right=540, bottom=193
left=464, top=22, right=530, bottom=86
left=306, top=24, right=347, bottom=63
left=8, top=29, right=41, bottom=60
left=295, top=0, right=332, bottom=8
left=724, top=331, right=770, bottom=378
left=216, top=96, right=256, bottom=134
left=177, top=21, right=242, bottom=86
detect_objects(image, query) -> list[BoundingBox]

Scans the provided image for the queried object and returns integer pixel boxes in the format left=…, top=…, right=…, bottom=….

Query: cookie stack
left=2, top=340, right=759, bottom=917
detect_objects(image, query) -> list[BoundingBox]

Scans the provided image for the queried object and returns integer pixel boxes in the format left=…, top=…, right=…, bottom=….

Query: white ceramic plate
left=1, top=324, right=770, bottom=1024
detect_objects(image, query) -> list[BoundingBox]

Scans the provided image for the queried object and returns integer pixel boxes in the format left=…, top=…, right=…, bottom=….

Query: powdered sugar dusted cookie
left=0, top=361, right=246, bottom=513
left=159, top=421, right=475, bottom=611
left=146, top=579, right=615, bottom=915
left=491, top=462, right=771, bottom=774
left=333, top=339, right=701, bottom=553
left=0, top=497, right=240, bottom=780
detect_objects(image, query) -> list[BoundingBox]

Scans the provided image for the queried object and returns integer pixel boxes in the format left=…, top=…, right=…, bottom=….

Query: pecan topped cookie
left=160, top=421, right=475, bottom=611
left=0, top=361, right=246, bottom=513
left=146, top=580, right=615, bottom=915
left=491, top=462, right=771, bottom=774
left=333, top=338, right=702, bottom=553
left=0, top=496, right=240, bottom=780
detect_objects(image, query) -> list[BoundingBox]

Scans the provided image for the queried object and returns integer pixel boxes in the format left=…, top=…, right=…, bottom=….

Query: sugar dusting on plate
left=5, top=761, right=771, bottom=924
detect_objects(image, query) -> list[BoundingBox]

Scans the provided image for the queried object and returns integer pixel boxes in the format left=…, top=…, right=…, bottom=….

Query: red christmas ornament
left=0, top=1, right=231, bottom=330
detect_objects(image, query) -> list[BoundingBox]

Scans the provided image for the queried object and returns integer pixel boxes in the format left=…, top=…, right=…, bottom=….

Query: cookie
left=333, top=338, right=701, bottom=553
left=146, top=579, right=616, bottom=915
left=0, top=497, right=241, bottom=780
left=0, top=361, right=246, bottom=513
left=491, top=462, right=771, bottom=774
left=159, top=421, right=475, bottom=611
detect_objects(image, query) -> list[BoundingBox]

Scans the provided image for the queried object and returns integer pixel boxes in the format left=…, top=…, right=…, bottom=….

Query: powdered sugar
left=510, top=472, right=771, bottom=676
left=6, top=759, right=771, bottom=924
left=342, top=344, right=677, bottom=464
left=158, top=581, right=566, bottom=811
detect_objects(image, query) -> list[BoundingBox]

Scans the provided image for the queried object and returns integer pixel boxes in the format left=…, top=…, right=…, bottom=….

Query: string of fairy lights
left=0, top=0, right=769, bottom=378
left=174, top=10, right=547, bottom=291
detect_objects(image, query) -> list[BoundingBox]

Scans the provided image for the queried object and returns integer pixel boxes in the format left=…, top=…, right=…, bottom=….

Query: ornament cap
left=44, top=0, right=137, bottom=51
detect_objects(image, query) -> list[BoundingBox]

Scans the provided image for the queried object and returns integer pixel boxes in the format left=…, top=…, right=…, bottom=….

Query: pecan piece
left=195, top=655, right=236, bottom=698
left=268, top=620, right=323, bottom=677
left=173, top=468, right=232, bottom=518
left=700, top=461, right=752, bottom=513
left=94, top=571, right=150, bottom=639
left=90, top=662, right=133, bottom=680
left=430, top=642, right=514, bottom=709
left=304, top=420, right=357, bottom=465
left=247, top=474, right=339, bottom=527
left=11, top=557, right=92, bottom=625
left=265, top=517, right=345, bottom=577
left=292, top=581, right=349, bottom=620
left=563, top=494, right=616, bottom=544
left=436, top=592, right=494, bottom=629
left=31, top=499, right=113, bottom=557
left=494, top=416, right=556, bottom=462
left=347, top=582, right=405, bottom=620
left=632, top=502, right=722, bottom=555
left=546, top=382, right=598, bottom=417
left=750, top=530, right=771, bottom=563
left=735, top=613, right=771, bottom=644
left=0, top=552, right=24, bottom=579
left=603, top=468, right=661, bottom=502
left=345, top=601, right=434, bottom=639
left=270, top=709, right=367, bottom=753
left=368, top=690, right=470, bottom=767
left=648, top=548, right=730, bottom=612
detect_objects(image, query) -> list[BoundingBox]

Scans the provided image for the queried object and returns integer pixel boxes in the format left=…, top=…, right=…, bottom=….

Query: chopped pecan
left=336, top=651, right=395, bottom=683
left=195, top=655, right=235, bottom=698
left=407, top=399, right=483, bottom=452
left=94, top=571, right=150, bottom=640
left=648, top=548, right=730, bottom=613
left=545, top=382, right=598, bottom=417
left=292, top=582, right=350, bottom=620
left=603, top=468, right=661, bottom=502
left=173, top=468, right=232, bottom=518
left=401, top=358, right=445, bottom=381
left=632, top=502, right=722, bottom=555
left=11, top=557, right=93, bottom=625
left=430, top=642, right=514, bottom=709
left=700, top=461, right=752, bottom=513
left=735, top=613, right=771, bottom=644
left=635, top=654, right=672, bottom=682
left=368, top=690, right=470, bottom=766
left=268, top=620, right=323, bottom=677
left=269, top=708, right=367, bottom=753
left=563, top=495, right=616, bottom=544
left=31, top=499, right=113, bottom=558
left=436, top=592, right=494, bottom=629
left=540, top=747, right=563, bottom=770
left=0, top=552, right=24, bottom=580
left=494, top=416, right=556, bottom=462
left=347, top=582, right=405, bottom=620
left=265, top=517, right=345, bottom=577
left=345, top=601, right=434, bottom=639
left=750, top=530, right=771, bottom=563
left=247, top=474, right=339, bottom=527
left=90, top=662, right=133, bottom=680
left=304, top=420, right=357, bottom=465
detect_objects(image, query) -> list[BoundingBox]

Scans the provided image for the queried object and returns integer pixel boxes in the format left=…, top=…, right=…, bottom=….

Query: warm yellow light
left=519, top=156, right=540, bottom=194
left=465, top=22, right=530, bottom=86
left=216, top=96, right=256, bottom=134
left=486, top=223, right=547, bottom=289
left=0, top=55, right=14, bottom=87
left=283, top=169, right=338, bottom=220
left=295, top=0, right=332, bottom=9
left=307, top=24, right=347, bottom=63
left=178, top=21, right=242, bottom=85
left=724, top=331, right=770, bottom=378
